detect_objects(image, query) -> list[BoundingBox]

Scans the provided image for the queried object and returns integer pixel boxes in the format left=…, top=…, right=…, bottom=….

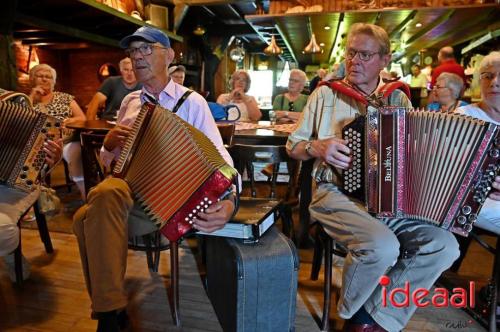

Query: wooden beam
left=275, top=22, right=298, bottom=65
left=173, top=3, right=189, bottom=33
left=388, top=10, right=417, bottom=39
left=328, top=13, right=343, bottom=64
left=405, top=9, right=454, bottom=45
left=15, top=13, right=120, bottom=47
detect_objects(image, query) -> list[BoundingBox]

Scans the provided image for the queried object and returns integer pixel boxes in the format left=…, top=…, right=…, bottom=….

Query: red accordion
left=113, top=103, right=238, bottom=242
left=342, top=107, right=499, bottom=236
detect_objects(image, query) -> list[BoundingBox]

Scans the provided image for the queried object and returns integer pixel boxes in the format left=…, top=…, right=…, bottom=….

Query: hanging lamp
left=303, top=33, right=322, bottom=54
left=264, top=35, right=283, bottom=55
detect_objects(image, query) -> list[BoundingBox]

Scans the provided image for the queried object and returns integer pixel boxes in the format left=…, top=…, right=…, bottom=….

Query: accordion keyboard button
left=457, top=215, right=467, bottom=225
left=461, top=206, right=472, bottom=215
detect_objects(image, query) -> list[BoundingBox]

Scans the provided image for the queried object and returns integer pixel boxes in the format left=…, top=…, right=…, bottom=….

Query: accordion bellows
left=342, top=108, right=499, bottom=236
left=113, top=103, right=238, bottom=241
left=0, top=99, right=61, bottom=192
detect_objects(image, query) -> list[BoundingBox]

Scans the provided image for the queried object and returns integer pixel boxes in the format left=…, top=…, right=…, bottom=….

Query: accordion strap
left=320, top=79, right=411, bottom=108
left=172, top=89, right=194, bottom=113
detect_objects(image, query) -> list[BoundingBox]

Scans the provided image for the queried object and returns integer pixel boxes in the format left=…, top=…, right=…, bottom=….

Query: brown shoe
left=343, top=321, right=388, bottom=332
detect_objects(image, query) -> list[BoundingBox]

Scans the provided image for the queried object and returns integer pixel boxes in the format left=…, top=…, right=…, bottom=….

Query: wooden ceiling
left=10, top=1, right=500, bottom=67
left=246, top=4, right=500, bottom=66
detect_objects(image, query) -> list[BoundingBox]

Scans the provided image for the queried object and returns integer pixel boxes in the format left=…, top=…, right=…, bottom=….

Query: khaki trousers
left=309, top=183, right=460, bottom=332
left=73, top=177, right=157, bottom=312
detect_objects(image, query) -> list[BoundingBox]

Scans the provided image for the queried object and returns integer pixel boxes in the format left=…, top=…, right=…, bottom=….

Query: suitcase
left=205, top=226, right=299, bottom=332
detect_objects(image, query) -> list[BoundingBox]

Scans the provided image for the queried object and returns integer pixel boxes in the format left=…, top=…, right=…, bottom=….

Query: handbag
left=37, top=166, right=61, bottom=216
left=207, top=102, right=241, bottom=121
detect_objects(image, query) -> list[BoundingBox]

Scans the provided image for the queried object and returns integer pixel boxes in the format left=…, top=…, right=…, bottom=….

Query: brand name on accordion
left=383, top=146, right=392, bottom=182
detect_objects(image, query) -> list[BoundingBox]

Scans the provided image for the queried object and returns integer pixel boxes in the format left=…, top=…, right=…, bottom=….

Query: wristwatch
left=305, top=141, right=314, bottom=157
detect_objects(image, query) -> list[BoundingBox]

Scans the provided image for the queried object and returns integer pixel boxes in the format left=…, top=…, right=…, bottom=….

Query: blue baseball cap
left=119, top=26, right=171, bottom=49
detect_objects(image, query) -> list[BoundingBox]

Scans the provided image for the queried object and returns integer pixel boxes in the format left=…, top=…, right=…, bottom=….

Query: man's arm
left=86, top=92, right=107, bottom=120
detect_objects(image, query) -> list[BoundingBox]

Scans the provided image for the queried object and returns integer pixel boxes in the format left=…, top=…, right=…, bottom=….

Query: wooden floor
left=0, top=164, right=495, bottom=331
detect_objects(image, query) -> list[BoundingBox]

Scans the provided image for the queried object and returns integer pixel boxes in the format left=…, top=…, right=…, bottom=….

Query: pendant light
left=303, top=33, right=322, bottom=54
left=264, top=35, right=283, bottom=55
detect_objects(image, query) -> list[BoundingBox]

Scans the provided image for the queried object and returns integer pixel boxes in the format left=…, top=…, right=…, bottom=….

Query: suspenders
left=143, top=89, right=194, bottom=114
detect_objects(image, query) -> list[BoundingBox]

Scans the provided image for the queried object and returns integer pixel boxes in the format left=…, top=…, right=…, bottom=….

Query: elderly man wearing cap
left=72, top=26, right=236, bottom=331
left=168, top=65, right=186, bottom=86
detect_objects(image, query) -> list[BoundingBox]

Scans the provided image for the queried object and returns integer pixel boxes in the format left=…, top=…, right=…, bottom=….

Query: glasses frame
left=125, top=43, right=168, bottom=57
left=345, top=49, right=381, bottom=62
left=34, top=74, right=54, bottom=80
left=480, top=72, right=499, bottom=81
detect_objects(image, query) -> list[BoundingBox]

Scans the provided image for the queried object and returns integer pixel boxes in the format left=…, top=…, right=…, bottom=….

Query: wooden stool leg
left=33, top=202, right=53, bottom=253
left=152, top=232, right=161, bottom=273
left=142, top=234, right=155, bottom=272
left=311, top=226, right=324, bottom=281
left=321, top=237, right=333, bottom=332
left=14, top=233, right=23, bottom=286
left=170, top=241, right=180, bottom=326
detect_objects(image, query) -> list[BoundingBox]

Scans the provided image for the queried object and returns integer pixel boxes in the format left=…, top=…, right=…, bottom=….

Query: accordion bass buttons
left=457, top=215, right=467, bottom=225
left=461, top=205, right=472, bottom=215
left=463, top=223, right=473, bottom=233
left=489, top=148, right=499, bottom=158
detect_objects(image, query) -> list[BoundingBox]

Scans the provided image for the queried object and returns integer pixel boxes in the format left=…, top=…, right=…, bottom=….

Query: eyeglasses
left=345, top=49, right=381, bottom=62
left=288, top=101, right=295, bottom=112
left=480, top=72, right=500, bottom=81
left=35, top=74, right=53, bottom=80
left=125, top=44, right=168, bottom=57
left=433, top=85, right=448, bottom=90
left=288, top=78, right=301, bottom=83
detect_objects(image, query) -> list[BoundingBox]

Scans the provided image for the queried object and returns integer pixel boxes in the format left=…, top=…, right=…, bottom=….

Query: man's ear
left=381, top=53, right=392, bottom=68
left=166, top=48, right=175, bottom=64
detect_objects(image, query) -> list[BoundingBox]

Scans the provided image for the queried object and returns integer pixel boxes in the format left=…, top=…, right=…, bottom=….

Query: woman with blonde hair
left=29, top=64, right=87, bottom=199
left=217, top=69, right=261, bottom=121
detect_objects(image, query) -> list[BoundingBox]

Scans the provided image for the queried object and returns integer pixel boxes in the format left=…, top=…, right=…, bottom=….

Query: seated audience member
left=427, top=72, right=467, bottom=113
left=456, top=51, right=500, bottom=233
left=29, top=64, right=87, bottom=200
left=430, top=46, right=466, bottom=89
left=72, top=26, right=236, bottom=331
left=86, top=57, right=142, bottom=120
left=309, top=68, right=327, bottom=91
left=217, top=69, right=261, bottom=121
left=0, top=95, right=63, bottom=281
left=272, top=69, right=308, bottom=124
left=168, top=65, right=186, bottom=86
left=287, top=23, right=460, bottom=332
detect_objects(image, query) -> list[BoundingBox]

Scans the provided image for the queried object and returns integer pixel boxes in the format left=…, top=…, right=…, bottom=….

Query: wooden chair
left=228, top=144, right=298, bottom=239
left=310, top=223, right=348, bottom=332
left=216, top=123, right=235, bottom=147
left=14, top=200, right=53, bottom=285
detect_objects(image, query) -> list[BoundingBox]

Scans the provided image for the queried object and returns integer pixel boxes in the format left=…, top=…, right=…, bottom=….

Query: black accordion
left=0, top=97, right=61, bottom=191
left=341, top=107, right=499, bottom=236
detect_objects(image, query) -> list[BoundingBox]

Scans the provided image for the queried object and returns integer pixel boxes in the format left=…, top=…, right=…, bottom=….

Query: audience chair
left=448, top=229, right=500, bottom=332
left=14, top=200, right=53, bottom=286
left=216, top=123, right=235, bottom=147
left=228, top=144, right=299, bottom=239
left=310, top=222, right=348, bottom=332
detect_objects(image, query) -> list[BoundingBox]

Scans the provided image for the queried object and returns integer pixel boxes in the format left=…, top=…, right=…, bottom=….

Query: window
left=247, top=70, right=273, bottom=109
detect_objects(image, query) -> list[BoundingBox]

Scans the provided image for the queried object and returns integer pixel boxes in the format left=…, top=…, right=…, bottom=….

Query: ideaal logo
left=379, top=275, right=475, bottom=308
left=444, top=320, right=473, bottom=329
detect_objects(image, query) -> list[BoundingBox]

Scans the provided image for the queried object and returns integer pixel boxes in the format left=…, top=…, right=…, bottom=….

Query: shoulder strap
left=172, top=89, right=193, bottom=113
left=319, top=80, right=368, bottom=106
left=376, top=81, right=411, bottom=101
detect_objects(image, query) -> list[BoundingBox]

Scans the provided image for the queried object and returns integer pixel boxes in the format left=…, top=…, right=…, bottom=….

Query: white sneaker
left=3, top=253, right=31, bottom=282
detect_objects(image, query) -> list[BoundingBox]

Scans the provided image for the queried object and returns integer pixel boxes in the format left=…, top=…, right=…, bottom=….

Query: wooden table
left=233, top=121, right=290, bottom=145
left=66, top=120, right=114, bottom=195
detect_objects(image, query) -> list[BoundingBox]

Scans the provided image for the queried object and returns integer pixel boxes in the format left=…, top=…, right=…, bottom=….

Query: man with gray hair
left=86, top=57, right=142, bottom=120
left=430, top=46, right=466, bottom=89
left=287, top=23, right=460, bottom=331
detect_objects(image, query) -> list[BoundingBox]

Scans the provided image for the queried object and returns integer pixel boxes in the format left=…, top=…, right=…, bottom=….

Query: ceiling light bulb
left=324, top=25, right=331, bottom=30
left=415, top=22, right=422, bottom=28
